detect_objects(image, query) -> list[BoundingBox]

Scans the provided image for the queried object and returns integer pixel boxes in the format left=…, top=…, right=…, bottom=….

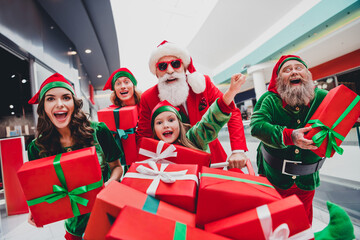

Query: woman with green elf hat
left=103, top=67, right=142, bottom=171
left=27, top=73, right=123, bottom=240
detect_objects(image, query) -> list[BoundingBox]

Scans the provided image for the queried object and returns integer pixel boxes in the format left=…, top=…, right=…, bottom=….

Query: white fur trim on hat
left=149, top=42, right=191, bottom=75
left=187, top=72, right=206, bottom=94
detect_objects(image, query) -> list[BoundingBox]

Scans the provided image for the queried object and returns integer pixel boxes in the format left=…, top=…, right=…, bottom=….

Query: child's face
left=44, top=87, right=74, bottom=130
left=154, top=111, right=180, bottom=144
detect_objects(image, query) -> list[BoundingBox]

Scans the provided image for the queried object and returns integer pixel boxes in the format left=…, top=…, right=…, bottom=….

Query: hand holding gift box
left=305, top=85, right=360, bottom=158
left=205, top=195, right=314, bottom=240
left=83, top=181, right=196, bottom=240
left=196, top=167, right=282, bottom=228
left=17, top=146, right=104, bottom=227
left=122, top=162, right=199, bottom=212
left=136, top=137, right=211, bottom=167
left=106, top=205, right=231, bottom=240
left=97, top=105, right=138, bottom=165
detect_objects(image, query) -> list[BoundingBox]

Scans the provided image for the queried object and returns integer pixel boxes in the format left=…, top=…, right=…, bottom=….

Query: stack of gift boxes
left=16, top=85, right=360, bottom=239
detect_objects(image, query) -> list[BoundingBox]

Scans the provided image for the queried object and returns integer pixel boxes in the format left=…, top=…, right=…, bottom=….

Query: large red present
left=196, top=167, right=282, bottom=228
left=305, top=85, right=360, bottom=158
left=136, top=137, right=211, bottom=167
left=97, top=105, right=138, bottom=164
left=122, top=162, right=199, bottom=212
left=205, top=195, right=314, bottom=240
left=83, top=181, right=195, bottom=240
left=17, top=146, right=104, bottom=227
left=106, top=205, right=231, bottom=240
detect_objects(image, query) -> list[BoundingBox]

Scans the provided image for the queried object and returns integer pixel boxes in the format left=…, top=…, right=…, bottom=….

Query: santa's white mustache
left=158, top=72, right=185, bottom=83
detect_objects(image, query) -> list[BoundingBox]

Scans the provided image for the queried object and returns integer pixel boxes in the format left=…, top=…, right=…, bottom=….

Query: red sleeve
left=283, top=128, right=294, bottom=145
left=136, top=90, right=154, bottom=145
left=217, top=97, right=233, bottom=114
left=205, top=76, right=248, bottom=151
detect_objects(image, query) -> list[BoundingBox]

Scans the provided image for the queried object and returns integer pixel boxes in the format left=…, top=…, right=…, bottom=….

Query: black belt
left=261, top=145, right=326, bottom=176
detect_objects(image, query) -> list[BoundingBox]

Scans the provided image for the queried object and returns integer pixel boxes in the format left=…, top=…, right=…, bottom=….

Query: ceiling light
left=9, top=105, right=14, bottom=109
left=67, top=51, right=77, bottom=56
left=326, top=78, right=333, bottom=83
left=22, top=79, right=27, bottom=83
left=97, top=75, right=102, bottom=78
left=85, top=49, right=92, bottom=54
left=11, top=74, right=15, bottom=78
left=11, top=112, right=15, bottom=115
left=78, top=76, right=81, bottom=80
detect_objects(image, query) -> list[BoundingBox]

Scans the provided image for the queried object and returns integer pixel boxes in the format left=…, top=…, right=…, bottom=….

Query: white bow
left=137, top=140, right=177, bottom=164
left=256, top=205, right=314, bottom=240
left=123, top=161, right=198, bottom=197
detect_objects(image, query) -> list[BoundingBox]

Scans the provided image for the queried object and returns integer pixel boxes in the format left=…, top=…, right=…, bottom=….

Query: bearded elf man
left=250, top=55, right=328, bottom=224
left=137, top=40, right=249, bottom=168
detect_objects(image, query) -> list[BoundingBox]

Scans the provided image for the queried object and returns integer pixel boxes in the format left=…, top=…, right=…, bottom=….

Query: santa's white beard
left=276, top=74, right=315, bottom=107
left=158, top=72, right=189, bottom=106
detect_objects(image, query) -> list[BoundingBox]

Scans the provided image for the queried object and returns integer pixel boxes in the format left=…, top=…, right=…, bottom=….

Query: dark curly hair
left=35, top=95, right=94, bottom=157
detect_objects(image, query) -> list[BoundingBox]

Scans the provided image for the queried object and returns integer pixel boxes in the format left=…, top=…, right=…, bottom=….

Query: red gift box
left=305, top=85, right=360, bottom=158
left=17, top=146, right=104, bottom=227
left=97, top=105, right=138, bottom=164
left=83, top=181, right=196, bottom=240
left=136, top=137, right=211, bottom=167
left=106, top=205, right=231, bottom=240
left=205, top=195, right=314, bottom=240
left=122, top=162, right=199, bottom=212
left=196, top=167, right=282, bottom=228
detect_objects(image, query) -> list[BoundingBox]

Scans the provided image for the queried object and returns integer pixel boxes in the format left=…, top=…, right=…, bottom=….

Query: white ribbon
left=137, top=140, right=178, bottom=164
left=256, top=205, right=314, bottom=240
left=123, top=161, right=198, bottom=197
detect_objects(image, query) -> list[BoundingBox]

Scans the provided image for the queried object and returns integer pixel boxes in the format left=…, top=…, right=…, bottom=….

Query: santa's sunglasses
left=156, top=59, right=182, bottom=71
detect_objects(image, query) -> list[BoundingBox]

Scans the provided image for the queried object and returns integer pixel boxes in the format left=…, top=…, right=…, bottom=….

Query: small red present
left=17, top=146, right=104, bottom=227
left=305, top=85, right=360, bottom=158
left=205, top=195, right=314, bottom=240
left=136, top=137, right=211, bottom=167
left=122, top=162, right=199, bottom=212
left=97, top=105, right=138, bottom=164
left=106, top=205, right=231, bottom=240
left=196, top=167, right=282, bottom=228
left=83, top=181, right=195, bottom=240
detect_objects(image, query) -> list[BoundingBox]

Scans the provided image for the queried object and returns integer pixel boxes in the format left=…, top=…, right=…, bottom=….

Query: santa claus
left=136, top=40, right=248, bottom=167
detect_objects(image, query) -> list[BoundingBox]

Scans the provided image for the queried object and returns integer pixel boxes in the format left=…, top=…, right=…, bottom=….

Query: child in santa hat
left=151, top=73, right=246, bottom=151
left=27, top=73, right=123, bottom=240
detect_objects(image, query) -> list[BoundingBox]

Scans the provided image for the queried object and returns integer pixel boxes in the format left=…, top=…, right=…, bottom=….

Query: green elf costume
left=250, top=55, right=328, bottom=224
left=151, top=97, right=233, bottom=151
left=27, top=73, right=123, bottom=239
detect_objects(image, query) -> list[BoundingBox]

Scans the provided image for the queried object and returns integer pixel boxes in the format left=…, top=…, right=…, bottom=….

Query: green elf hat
left=268, top=55, right=308, bottom=95
left=151, top=100, right=182, bottom=129
left=28, top=73, right=75, bottom=104
left=103, top=67, right=137, bottom=91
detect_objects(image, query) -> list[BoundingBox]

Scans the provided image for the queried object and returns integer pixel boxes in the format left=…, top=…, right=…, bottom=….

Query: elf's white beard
left=158, top=72, right=189, bottom=106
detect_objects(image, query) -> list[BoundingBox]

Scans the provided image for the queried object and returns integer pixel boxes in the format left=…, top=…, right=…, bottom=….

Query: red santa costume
left=136, top=40, right=248, bottom=163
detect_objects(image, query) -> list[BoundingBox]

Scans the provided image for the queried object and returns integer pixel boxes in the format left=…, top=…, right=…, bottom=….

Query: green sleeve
left=250, top=93, right=287, bottom=149
left=186, top=99, right=231, bottom=150
left=95, top=122, right=124, bottom=163
left=27, top=139, right=41, bottom=161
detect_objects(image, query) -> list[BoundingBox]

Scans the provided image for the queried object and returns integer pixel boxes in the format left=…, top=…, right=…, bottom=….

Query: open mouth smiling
left=120, top=91, right=129, bottom=95
left=162, top=130, right=173, bottom=137
left=290, top=79, right=301, bottom=84
left=166, top=78, right=177, bottom=83
left=54, top=111, right=68, bottom=120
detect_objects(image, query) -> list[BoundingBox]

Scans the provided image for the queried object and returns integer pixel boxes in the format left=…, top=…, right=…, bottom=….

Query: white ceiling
left=110, top=0, right=360, bottom=93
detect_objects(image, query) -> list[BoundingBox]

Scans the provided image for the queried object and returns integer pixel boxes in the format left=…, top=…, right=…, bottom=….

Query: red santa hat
left=28, top=73, right=75, bottom=104
left=149, top=40, right=206, bottom=94
left=268, top=54, right=308, bottom=95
